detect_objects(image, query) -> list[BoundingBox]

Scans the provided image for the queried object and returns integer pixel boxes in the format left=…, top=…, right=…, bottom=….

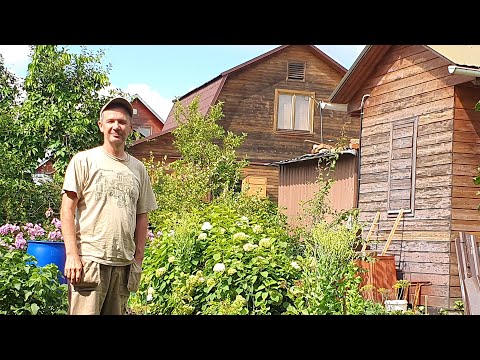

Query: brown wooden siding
left=450, top=83, right=480, bottom=308
left=356, top=45, right=457, bottom=309
left=128, top=133, right=179, bottom=164
left=277, top=154, right=357, bottom=227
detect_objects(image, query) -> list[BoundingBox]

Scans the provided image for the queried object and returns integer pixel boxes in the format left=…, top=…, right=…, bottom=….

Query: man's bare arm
left=61, top=191, right=82, bottom=285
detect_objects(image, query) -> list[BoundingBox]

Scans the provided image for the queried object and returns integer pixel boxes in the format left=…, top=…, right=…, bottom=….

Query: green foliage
left=0, top=246, right=67, bottom=314
left=12, top=45, right=120, bottom=176
left=0, top=54, right=22, bottom=112
left=129, top=196, right=302, bottom=315
left=0, top=45, right=123, bottom=223
left=171, top=96, right=249, bottom=198
left=284, top=222, right=385, bottom=315
left=0, top=168, right=63, bottom=225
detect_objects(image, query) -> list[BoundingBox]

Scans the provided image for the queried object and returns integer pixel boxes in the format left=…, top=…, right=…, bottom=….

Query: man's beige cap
left=100, top=96, right=134, bottom=118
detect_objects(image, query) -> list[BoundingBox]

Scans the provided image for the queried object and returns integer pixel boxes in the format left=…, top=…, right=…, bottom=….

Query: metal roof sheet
left=270, top=149, right=357, bottom=166
left=427, top=45, right=480, bottom=67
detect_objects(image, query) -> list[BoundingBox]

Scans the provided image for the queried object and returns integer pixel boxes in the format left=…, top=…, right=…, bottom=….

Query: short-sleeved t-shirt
left=62, top=146, right=158, bottom=265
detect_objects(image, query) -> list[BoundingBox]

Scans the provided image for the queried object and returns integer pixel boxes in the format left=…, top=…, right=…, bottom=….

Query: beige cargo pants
left=68, top=259, right=142, bottom=315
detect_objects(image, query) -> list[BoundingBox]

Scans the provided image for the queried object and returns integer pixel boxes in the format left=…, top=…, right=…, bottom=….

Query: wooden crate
left=356, top=252, right=397, bottom=303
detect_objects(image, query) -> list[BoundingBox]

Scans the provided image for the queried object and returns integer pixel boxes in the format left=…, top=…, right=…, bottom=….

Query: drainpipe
left=357, top=94, right=370, bottom=208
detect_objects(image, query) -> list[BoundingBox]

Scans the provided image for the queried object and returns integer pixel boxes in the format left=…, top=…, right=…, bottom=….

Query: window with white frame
left=136, top=126, right=152, bottom=137
left=274, top=89, right=314, bottom=133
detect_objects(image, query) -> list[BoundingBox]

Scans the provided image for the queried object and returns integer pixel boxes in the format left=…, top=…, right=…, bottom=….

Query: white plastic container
left=384, top=299, right=408, bottom=312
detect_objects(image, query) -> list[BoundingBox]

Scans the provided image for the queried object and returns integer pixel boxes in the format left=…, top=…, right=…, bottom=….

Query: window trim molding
left=273, top=89, right=315, bottom=134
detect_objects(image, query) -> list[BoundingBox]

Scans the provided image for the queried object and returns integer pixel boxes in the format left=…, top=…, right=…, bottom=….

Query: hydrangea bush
left=129, top=193, right=303, bottom=315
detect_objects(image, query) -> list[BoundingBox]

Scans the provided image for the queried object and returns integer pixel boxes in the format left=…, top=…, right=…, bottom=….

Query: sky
left=0, top=45, right=365, bottom=121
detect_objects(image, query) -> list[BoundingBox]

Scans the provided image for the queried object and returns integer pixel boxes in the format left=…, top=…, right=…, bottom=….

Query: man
left=60, top=96, right=158, bottom=315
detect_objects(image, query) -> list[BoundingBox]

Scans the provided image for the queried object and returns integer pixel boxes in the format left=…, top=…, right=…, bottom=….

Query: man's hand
left=64, top=254, right=83, bottom=285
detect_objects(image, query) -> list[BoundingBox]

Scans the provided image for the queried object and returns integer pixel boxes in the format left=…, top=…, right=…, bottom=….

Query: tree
left=171, top=96, right=249, bottom=198
left=15, top=45, right=122, bottom=175
left=0, top=45, right=122, bottom=223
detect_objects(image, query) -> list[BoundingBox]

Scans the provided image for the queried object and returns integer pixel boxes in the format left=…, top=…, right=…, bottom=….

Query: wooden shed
left=329, top=45, right=480, bottom=310
left=272, top=149, right=358, bottom=228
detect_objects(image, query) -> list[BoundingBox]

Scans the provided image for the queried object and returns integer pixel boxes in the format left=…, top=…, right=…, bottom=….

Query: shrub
left=129, top=194, right=302, bottom=315
left=0, top=245, right=67, bottom=315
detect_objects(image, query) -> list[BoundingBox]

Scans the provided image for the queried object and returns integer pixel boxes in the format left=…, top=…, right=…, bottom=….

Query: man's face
left=98, top=106, right=132, bottom=145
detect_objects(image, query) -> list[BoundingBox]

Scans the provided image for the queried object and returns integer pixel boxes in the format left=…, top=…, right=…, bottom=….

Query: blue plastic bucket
left=26, top=241, right=66, bottom=284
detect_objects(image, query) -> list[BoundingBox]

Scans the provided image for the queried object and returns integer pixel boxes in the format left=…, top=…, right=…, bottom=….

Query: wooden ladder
left=361, top=211, right=380, bottom=253
left=381, top=209, right=404, bottom=256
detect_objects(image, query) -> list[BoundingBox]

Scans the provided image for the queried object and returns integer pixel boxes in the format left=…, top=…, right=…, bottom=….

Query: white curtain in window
left=294, top=95, right=310, bottom=131
left=278, top=94, right=292, bottom=129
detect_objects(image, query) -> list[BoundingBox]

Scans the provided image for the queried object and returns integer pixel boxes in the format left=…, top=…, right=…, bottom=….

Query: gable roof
left=131, top=45, right=346, bottom=146
left=329, top=45, right=480, bottom=105
left=132, top=94, right=165, bottom=124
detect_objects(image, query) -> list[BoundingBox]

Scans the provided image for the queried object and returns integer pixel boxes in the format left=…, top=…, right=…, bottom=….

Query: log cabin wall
left=353, top=45, right=471, bottom=309
left=450, top=83, right=480, bottom=307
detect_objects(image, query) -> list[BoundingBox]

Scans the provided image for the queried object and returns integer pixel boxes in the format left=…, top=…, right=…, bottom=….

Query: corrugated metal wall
left=278, top=154, right=358, bottom=227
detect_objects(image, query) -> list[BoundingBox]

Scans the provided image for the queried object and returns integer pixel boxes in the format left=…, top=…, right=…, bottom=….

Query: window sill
left=274, top=129, right=313, bottom=136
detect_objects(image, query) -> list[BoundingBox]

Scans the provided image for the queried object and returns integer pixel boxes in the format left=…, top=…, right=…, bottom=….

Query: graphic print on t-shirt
left=94, top=170, right=138, bottom=208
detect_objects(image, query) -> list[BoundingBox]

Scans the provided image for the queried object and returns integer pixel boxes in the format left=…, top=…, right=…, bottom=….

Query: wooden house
left=131, top=94, right=165, bottom=137
left=128, top=45, right=357, bottom=203
left=329, top=45, right=480, bottom=310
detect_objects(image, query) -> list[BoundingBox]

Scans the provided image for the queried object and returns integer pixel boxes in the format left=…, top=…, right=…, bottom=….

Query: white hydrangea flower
left=201, top=222, right=213, bottom=231
left=213, top=263, right=226, bottom=272
left=291, top=261, right=300, bottom=270
left=147, top=287, right=155, bottom=295
left=168, top=256, right=175, bottom=263
left=259, top=237, right=273, bottom=247
left=252, top=224, right=262, bottom=233
left=240, top=216, right=249, bottom=222
left=147, top=294, right=153, bottom=302
left=198, top=232, right=207, bottom=240
left=243, top=243, right=258, bottom=252
left=233, top=232, right=249, bottom=241
left=168, top=230, right=175, bottom=237
left=156, top=267, right=166, bottom=277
